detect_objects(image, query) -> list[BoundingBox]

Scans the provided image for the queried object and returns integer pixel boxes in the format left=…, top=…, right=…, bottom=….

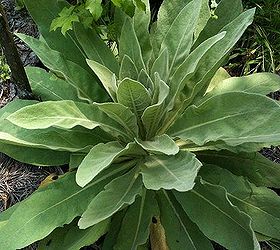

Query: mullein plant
left=0, top=0, right=280, bottom=249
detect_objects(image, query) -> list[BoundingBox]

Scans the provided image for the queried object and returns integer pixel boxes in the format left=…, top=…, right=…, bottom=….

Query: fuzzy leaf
left=141, top=151, right=201, bottom=191
left=157, top=191, right=213, bottom=250
left=174, top=180, right=260, bottom=250
left=79, top=167, right=143, bottom=228
left=119, top=55, right=138, bottom=81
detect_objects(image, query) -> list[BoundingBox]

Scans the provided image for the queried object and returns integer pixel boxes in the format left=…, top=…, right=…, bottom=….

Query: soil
left=0, top=0, right=279, bottom=249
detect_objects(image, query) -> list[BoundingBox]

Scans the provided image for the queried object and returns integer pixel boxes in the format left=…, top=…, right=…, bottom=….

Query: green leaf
left=74, top=23, right=119, bottom=74
left=168, top=92, right=280, bottom=147
left=79, top=167, right=143, bottom=229
left=17, top=33, right=107, bottom=102
left=76, top=141, right=130, bottom=187
left=119, top=18, right=146, bottom=73
left=119, top=55, right=138, bottom=81
left=85, top=0, right=103, bottom=20
left=115, top=190, right=159, bottom=250
left=86, top=59, right=117, bottom=101
left=141, top=151, right=201, bottom=192
left=200, top=165, right=280, bottom=240
left=26, top=67, right=81, bottom=102
left=7, top=101, right=130, bottom=141
left=174, top=179, right=260, bottom=250
left=117, top=78, right=151, bottom=118
left=142, top=74, right=169, bottom=138
left=151, top=48, right=169, bottom=83
left=157, top=191, right=213, bottom=250
left=161, top=0, right=202, bottom=74
left=204, top=73, right=280, bottom=100
left=24, top=0, right=88, bottom=68
left=38, top=219, right=109, bottom=250
left=50, top=6, right=79, bottom=35
left=197, top=150, right=280, bottom=188
left=0, top=168, right=123, bottom=249
left=135, top=134, right=179, bottom=155
left=195, top=0, right=243, bottom=45
left=194, top=0, right=211, bottom=39
left=111, top=0, right=136, bottom=17
left=206, top=67, right=231, bottom=93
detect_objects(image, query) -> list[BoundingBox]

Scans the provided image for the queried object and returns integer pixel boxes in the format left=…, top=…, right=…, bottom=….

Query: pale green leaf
left=204, top=73, right=280, bottom=100
left=17, top=33, right=107, bottom=102
left=119, top=55, right=138, bottom=81
left=115, top=190, right=159, bottom=250
left=79, top=167, right=143, bottom=229
left=25, top=67, right=81, bottom=101
left=194, top=0, right=211, bottom=39
left=206, top=67, right=231, bottom=93
left=168, top=92, right=280, bottom=147
left=76, top=141, right=129, bottom=187
left=161, top=0, right=202, bottom=73
left=119, top=18, right=146, bottom=73
left=117, top=78, right=151, bottom=118
left=141, top=151, right=202, bottom=191
left=150, top=48, right=169, bottom=83
left=85, top=0, right=103, bottom=20
left=197, top=150, right=280, bottom=188
left=157, top=190, right=213, bottom=250
left=174, top=179, right=260, bottom=250
left=0, top=168, right=123, bottom=249
left=135, top=134, right=179, bottom=155
left=201, top=165, right=280, bottom=240
left=87, top=59, right=117, bottom=101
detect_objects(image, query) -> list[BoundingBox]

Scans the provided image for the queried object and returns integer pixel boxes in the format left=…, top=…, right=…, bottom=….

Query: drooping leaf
left=76, top=141, right=129, bottom=187
left=168, top=92, right=280, bottom=147
left=204, top=73, right=280, bottom=101
left=38, top=218, right=109, bottom=250
left=141, top=151, right=201, bottom=192
left=157, top=190, right=213, bottom=250
left=174, top=179, right=260, bottom=250
left=74, top=23, right=119, bottom=74
left=197, top=150, right=280, bottom=188
left=17, top=33, right=107, bottom=102
left=119, top=18, right=146, bottom=73
left=7, top=101, right=130, bottom=141
left=200, top=165, right=280, bottom=240
left=79, top=167, right=143, bottom=229
left=135, top=134, right=179, bottom=155
left=115, top=190, right=159, bottom=249
left=0, top=169, right=123, bottom=249
left=25, top=67, right=81, bottom=102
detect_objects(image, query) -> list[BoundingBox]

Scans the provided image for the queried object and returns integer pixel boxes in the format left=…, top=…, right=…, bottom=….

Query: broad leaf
left=38, top=219, right=109, bottom=250
left=141, top=151, right=201, bottom=191
left=26, top=67, right=81, bottom=101
left=194, top=0, right=211, bottom=39
left=174, top=179, right=260, bottom=250
left=79, top=167, right=143, bottom=229
left=0, top=169, right=123, bottom=249
left=119, top=55, right=138, bottom=81
left=151, top=48, right=169, bottom=83
left=7, top=101, right=130, bottom=141
left=169, top=92, right=280, bottom=147
left=76, top=141, right=128, bottom=187
left=17, top=33, right=107, bottom=102
left=197, top=150, right=280, bottom=188
left=117, top=78, right=151, bottom=119
left=200, top=165, right=280, bottom=240
left=119, top=18, right=146, bottom=73
left=157, top=191, right=213, bottom=250
left=206, top=67, right=231, bottom=93
left=204, top=73, right=280, bottom=101
left=115, top=190, right=159, bottom=249
left=135, top=134, right=179, bottom=155
left=74, top=23, right=119, bottom=74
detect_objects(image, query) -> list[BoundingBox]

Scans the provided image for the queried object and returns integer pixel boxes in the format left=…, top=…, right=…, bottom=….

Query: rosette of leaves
left=0, top=0, right=280, bottom=249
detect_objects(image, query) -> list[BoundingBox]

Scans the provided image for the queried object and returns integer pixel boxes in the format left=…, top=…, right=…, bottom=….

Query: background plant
left=0, top=0, right=280, bottom=249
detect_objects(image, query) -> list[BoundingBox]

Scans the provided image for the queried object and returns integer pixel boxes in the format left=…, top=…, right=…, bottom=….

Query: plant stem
left=0, top=3, right=32, bottom=99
